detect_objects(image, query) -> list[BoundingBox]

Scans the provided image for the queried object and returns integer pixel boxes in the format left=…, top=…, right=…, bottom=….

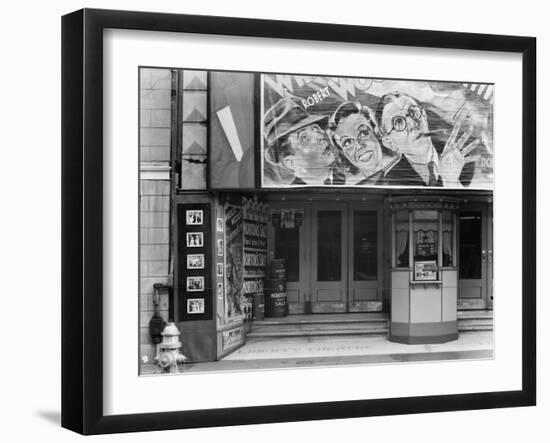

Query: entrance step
left=457, top=310, right=493, bottom=332
left=248, top=313, right=389, bottom=340
left=247, top=311, right=493, bottom=340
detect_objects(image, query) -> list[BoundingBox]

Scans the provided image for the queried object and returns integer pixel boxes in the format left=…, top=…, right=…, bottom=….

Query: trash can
left=265, top=291, right=288, bottom=317
left=265, top=260, right=288, bottom=317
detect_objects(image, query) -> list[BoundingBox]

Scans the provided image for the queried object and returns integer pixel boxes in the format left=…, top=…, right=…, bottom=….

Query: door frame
left=310, top=202, right=348, bottom=313
left=267, top=198, right=386, bottom=314
left=347, top=202, right=384, bottom=312
left=457, top=203, right=493, bottom=310
left=267, top=201, right=311, bottom=314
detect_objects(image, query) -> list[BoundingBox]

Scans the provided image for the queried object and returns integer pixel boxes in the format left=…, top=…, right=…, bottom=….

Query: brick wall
left=140, top=68, right=171, bottom=162
left=139, top=68, right=172, bottom=363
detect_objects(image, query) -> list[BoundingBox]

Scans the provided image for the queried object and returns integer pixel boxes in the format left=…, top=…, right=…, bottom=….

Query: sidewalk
left=140, top=330, right=493, bottom=375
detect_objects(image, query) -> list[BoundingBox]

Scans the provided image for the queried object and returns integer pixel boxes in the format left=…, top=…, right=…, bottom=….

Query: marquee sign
left=261, top=74, right=494, bottom=189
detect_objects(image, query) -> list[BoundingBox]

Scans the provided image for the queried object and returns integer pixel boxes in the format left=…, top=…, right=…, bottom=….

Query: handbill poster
left=224, top=203, right=243, bottom=319
left=261, top=74, right=494, bottom=189
left=414, top=260, right=438, bottom=281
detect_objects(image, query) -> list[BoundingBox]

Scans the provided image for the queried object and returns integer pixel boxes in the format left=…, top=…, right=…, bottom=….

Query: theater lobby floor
left=140, top=330, right=493, bottom=375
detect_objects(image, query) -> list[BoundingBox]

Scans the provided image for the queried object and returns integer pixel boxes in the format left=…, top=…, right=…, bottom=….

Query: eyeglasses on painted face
left=388, top=105, right=424, bottom=133
left=333, top=124, right=374, bottom=151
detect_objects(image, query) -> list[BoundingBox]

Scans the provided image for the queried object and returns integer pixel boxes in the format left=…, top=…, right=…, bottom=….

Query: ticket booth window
left=413, top=210, right=438, bottom=261
left=442, top=211, right=454, bottom=267
left=413, top=210, right=438, bottom=281
left=395, top=210, right=409, bottom=268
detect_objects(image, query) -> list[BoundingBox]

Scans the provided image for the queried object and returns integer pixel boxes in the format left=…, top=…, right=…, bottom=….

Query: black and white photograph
left=186, top=209, right=203, bottom=225
left=138, top=66, right=497, bottom=377
left=187, top=298, right=205, bottom=314
left=261, top=75, right=493, bottom=188
left=187, top=254, right=205, bottom=269
left=56, top=3, right=541, bottom=438
left=186, top=232, right=203, bottom=248
left=186, top=276, right=205, bottom=292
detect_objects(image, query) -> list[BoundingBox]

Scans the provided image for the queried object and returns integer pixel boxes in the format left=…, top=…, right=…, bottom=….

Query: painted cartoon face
left=283, top=124, right=335, bottom=183
left=334, top=113, right=383, bottom=176
left=381, top=95, right=433, bottom=164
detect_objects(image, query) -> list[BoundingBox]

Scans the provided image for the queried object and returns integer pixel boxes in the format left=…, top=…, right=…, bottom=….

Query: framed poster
left=186, top=276, right=205, bottom=292
left=261, top=76, right=493, bottom=189
left=186, top=232, right=203, bottom=248
left=414, top=260, right=438, bottom=281
left=186, top=254, right=204, bottom=270
left=187, top=298, right=205, bottom=314
left=186, top=210, right=203, bottom=225
left=62, top=8, right=536, bottom=435
left=216, top=217, right=224, bottom=233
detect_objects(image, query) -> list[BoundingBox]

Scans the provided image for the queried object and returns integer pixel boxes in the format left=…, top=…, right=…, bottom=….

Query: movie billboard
left=261, top=74, right=494, bottom=189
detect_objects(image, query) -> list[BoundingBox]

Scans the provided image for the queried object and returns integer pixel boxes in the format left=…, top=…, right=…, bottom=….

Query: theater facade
left=139, top=68, right=494, bottom=365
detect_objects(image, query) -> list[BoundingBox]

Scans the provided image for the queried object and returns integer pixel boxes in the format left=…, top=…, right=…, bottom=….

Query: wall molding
left=140, top=162, right=171, bottom=180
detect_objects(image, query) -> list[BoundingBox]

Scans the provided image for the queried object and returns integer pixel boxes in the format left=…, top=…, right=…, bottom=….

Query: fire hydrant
left=154, top=322, right=186, bottom=373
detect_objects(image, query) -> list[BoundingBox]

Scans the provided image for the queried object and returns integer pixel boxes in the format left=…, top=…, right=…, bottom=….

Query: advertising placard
left=262, top=74, right=494, bottom=189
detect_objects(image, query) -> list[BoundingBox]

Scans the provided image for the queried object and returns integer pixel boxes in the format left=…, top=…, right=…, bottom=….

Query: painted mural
left=262, top=74, right=494, bottom=189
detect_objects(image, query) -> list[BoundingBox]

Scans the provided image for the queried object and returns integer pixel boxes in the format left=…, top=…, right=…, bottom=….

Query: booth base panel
left=216, top=321, right=246, bottom=360
left=177, top=321, right=217, bottom=363
left=390, top=321, right=458, bottom=344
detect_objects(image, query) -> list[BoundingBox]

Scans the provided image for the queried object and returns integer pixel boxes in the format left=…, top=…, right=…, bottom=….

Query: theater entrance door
left=268, top=201, right=384, bottom=314
left=457, top=203, right=493, bottom=310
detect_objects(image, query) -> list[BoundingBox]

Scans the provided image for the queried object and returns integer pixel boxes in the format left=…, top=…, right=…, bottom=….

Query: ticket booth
left=388, top=196, right=460, bottom=344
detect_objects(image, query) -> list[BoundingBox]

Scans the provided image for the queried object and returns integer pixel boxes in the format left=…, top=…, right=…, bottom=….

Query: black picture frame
left=62, top=8, right=536, bottom=435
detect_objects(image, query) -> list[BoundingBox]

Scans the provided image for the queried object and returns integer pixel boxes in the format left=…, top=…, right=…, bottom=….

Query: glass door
left=458, top=205, right=492, bottom=309
left=267, top=202, right=310, bottom=314
left=310, top=203, right=348, bottom=313
left=347, top=205, right=383, bottom=312
left=269, top=200, right=385, bottom=314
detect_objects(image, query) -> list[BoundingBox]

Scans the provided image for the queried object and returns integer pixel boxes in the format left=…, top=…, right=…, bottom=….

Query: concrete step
left=457, top=310, right=493, bottom=319
left=247, top=328, right=389, bottom=339
left=458, top=319, right=493, bottom=327
left=458, top=325, right=494, bottom=332
left=248, top=311, right=493, bottom=339
left=255, top=313, right=388, bottom=325
left=252, top=320, right=389, bottom=333
left=249, top=313, right=389, bottom=340
left=457, top=310, right=493, bottom=331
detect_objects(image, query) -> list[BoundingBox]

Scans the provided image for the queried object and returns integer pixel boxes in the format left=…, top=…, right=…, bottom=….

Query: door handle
left=488, top=250, right=493, bottom=263
left=481, top=249, right=487, bottom=262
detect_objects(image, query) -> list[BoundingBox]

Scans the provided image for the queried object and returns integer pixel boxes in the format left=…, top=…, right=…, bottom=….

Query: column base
left=390, top=321, right=458, bottom=344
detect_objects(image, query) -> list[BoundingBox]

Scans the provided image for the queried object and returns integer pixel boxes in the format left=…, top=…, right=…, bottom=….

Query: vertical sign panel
left=209, top=72, right=256, bottom=189
left=178, top=203, right=212, bottom=321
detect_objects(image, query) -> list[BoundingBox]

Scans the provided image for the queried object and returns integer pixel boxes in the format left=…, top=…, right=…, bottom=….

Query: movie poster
left=261, top=74, right=494, bottom=189
left=224, top=203, right=243, bottom=320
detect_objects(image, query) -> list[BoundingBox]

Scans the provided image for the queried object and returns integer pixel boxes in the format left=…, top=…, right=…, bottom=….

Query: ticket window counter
left=389, top=198, right=459, bottom=344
